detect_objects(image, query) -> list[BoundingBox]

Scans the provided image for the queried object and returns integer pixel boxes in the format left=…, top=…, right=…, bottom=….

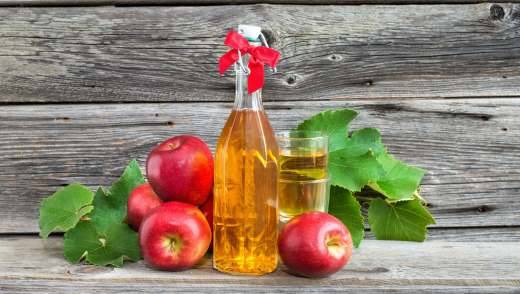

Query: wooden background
left=0, top=0, right=519, bottom=292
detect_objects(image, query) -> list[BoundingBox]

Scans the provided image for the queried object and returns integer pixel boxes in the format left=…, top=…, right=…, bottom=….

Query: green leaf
left=369, top=153, right=425, bottom=201
left=89, top=188, right=122, bottom=235
left=329, top=149, right=384, bottom=192
left=90, top=160, right=145, bottom=235
left=107, top=159, right=145, bottom=205
left=39, top=183, right=94, bottom=238
left=343, top=128, right=386, bottom=157
left=63, top=221, right=100, bottom=263
left=368, top=198, right=435, bottom=242
left=64, top=221, right=140, bottom=267
left=297, top=109, right=358, bottom=152
left=87, top=223, right=141, bottom=266
left=328, top=186, right=365, bottom=247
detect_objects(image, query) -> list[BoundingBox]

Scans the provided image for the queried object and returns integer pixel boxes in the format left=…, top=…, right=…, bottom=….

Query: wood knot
left=490, top=4, right=505, bottom=21
left=328, top=54, right=343, bottom=62
left=285, top=74, right=301, bottom=86
left=166, top=121, right=174, bottom=126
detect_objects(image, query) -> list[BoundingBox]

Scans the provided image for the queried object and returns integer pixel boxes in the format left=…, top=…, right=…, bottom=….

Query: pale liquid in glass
left=278, top=151, right=328, bottom=222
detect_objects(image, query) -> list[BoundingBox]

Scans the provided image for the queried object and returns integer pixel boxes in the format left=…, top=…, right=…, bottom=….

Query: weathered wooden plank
left=0, top=237, right=518, bottom=293
left=371, top=227, right=520, bottom=242
left=0, top=98, right=518, bottom=233
left=2, top=0, right=520, bottom=8
left=0, top=4, right=519, bottom=103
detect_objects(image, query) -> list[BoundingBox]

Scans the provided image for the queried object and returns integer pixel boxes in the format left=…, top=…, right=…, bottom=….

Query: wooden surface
left=0, top=98, right=519, bottom=234
left=1, top=0, right=520, bottom=292
left=3, top=0, right=520, bottom=7
left=0, top=237, right=518, bottom=293
left=0, top=4, right=519, bottom=103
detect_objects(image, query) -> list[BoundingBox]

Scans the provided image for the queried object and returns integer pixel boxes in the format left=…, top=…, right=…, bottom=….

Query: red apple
left=139, top=201, right=211, bottom=271
left=146, top=135, right=213, bottom=206
left=199, top=192, right=213, bottom=250
left=127, top=183, right=162, bottom=231
left=278, top=211, right=353, bottom=278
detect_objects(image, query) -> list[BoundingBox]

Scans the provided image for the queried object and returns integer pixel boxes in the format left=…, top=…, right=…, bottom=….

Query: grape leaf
left=343, top=128, right=386, bottom=157
left=368, top=198, right=435, bottom=242
left=39, top=183, right=94, bottom=238
left=107, top=159, right=146, bottom=205
left=89, top=188, right=121, bottom=235
left=328, top=185, right=364, bottom=248
left=63, top=220, right=100, bottom=263
left=64, top=221, right=140, bottom=267
left=318, top=127, right=386, bottom=192
left=90, top=160, right=145, bottom=235
left=329, top=149, right=384, bottom=192
left=369, top=153, right=425, bottom=201
left=88, top=223, right=141, bottom=266
left=297, top=109, right=358, bottom=152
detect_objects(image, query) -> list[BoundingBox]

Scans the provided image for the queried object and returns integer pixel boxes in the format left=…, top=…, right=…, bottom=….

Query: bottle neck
left=233, top=41, right=263, bottom=111
left=234, top=67, right=263, bottom=110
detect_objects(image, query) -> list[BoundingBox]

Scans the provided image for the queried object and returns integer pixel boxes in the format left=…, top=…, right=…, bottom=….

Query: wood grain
left=0, top=236, right=518, bottom=293
left=0, top=98, right=519, bottom=233
left=373, top=227, right=520, bottom=241
left=0, top=4, right=519, bottom=103
left=2, top=0, right=520, bottom=7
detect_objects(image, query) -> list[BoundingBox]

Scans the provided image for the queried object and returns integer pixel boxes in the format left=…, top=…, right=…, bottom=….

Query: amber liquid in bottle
left=213, top=61, right=279, bottom=275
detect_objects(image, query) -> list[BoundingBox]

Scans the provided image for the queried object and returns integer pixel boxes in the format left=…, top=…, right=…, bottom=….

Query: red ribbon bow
left=219, top=30, right=280, bottom=94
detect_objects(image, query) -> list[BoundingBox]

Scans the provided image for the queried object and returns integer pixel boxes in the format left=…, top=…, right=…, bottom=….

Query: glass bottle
left=213, top=32, right=279, bottom=275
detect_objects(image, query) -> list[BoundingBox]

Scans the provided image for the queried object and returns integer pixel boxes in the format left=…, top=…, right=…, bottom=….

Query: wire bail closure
left=235, top=31, right=277, bottom=76
left=219, top=27, right=281, bottom=94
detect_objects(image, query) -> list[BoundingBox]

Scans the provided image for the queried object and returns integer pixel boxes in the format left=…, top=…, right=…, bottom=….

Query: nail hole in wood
left=502, top=127, right=508, bottom=131
left=166, top=121, right=174, bottom=126
left=490, top=4, right=505, bottom=21
left=365, top=80, right=373, bottom=87
left=154, top=113, right=159, bottom=117
left=481, top=115, right=491, bottom=121
left=502, top=75, right=507, bottom=79
left=329, top=54, right=342, bottom=62
left=477, top=205, right=491, bottom=213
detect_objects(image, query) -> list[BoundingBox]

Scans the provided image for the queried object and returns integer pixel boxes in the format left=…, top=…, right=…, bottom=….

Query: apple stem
left=167, top=142, right=180, bottom=150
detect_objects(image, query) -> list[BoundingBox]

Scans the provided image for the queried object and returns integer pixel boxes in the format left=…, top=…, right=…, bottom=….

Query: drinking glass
left=276, top=131, right=329, bottom=223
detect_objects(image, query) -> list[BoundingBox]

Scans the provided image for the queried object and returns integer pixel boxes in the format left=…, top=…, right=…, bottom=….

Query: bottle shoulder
left=216, top=109, right=278, bottom=153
